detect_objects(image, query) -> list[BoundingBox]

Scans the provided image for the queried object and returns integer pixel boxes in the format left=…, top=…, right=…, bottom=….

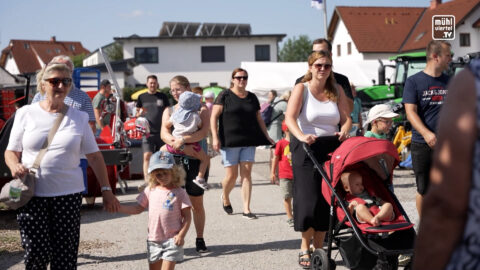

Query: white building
left=327, top=0, right=480, bottom=86
left=84, top=22, right=285, bottom=89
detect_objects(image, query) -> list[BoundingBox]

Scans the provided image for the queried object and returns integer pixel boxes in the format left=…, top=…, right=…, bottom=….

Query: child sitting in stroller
left=341, top=171, right=394, bottom=226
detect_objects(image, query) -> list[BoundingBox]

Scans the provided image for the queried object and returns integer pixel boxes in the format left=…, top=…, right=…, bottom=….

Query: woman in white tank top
left=285, top=51, right=352, bottom=268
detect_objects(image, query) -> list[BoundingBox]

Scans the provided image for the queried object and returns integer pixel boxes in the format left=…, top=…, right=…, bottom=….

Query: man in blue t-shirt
left=403, top=40, right=452, bottom=217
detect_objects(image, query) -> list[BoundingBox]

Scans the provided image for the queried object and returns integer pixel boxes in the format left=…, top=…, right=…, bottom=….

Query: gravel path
left=0, top=148, right=418, bottom=269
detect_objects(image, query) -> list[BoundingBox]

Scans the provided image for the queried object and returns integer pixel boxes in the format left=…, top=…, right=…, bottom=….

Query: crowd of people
left=3, top=36, right=479, bottom=270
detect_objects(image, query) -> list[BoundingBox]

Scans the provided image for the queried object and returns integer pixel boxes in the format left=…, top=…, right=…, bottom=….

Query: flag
left=311, top=0, right=324, bottom=10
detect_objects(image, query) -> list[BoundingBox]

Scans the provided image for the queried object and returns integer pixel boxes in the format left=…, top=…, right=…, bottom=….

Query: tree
left=278, top=35, right=312, bottom=62
left=72, top=53, right=86, bottom=68
left=105, top=43, right=124, bottom=61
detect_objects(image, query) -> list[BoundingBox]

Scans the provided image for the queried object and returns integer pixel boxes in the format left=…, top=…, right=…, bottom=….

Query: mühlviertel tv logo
left=432, top=15, right=455, bottom=40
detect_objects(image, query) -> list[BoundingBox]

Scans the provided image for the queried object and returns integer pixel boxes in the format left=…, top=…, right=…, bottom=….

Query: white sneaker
left=193, top=178, right=209, bottom=190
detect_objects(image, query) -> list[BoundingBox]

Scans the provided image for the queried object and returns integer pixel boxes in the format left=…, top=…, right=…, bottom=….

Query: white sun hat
left=363, top=104, right=399, bottom=128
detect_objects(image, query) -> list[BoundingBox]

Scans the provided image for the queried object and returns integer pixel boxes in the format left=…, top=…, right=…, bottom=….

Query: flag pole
left=323, top=0, right=328, bottom=39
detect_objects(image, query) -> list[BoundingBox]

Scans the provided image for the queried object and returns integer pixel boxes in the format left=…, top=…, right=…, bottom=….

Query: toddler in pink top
left=119, top=151, right=192, bottom=270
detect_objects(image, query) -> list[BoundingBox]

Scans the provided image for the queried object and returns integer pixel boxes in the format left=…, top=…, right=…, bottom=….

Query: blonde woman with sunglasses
left=285, top=51, right=351, bottom=268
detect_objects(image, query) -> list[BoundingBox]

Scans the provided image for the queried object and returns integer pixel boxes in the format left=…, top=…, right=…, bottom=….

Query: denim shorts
left=147, top=238, right=183, bottom=263
left=220, top=146, right=256, bottom=167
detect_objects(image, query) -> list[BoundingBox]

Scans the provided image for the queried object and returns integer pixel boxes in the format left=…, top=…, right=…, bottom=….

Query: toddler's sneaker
left=193, top=177, right=209, bottom=190
left=195, top=238, right=209, bottom=253
left=242, top=212, right=257, bottom=220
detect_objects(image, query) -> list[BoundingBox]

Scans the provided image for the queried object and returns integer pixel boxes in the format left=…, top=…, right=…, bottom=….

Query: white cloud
left=119, top=10, right=144, bottom=18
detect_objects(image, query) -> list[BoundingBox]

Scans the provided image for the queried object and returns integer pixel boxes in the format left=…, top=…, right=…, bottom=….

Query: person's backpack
left=261, top=100, right=286, bottom=127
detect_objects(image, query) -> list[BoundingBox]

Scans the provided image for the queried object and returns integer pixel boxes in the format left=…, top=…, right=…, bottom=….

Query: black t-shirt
left=214, top=89, right=271, bottom=147
left=136, top=92, right=170, bottom=134
left=402, top=71, right=450, bottom=143
left=295, top=72, right=353, bottom=100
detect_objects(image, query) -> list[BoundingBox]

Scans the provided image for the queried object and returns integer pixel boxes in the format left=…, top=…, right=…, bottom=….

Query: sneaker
left=138, top=182, right=148, bottom=192
left=193, top=177, right=209, bottom=190
left=195, top=238, right=209, bottom=253
left=287, top=218, right=294, bottom=227
left=398, top=254, right=411, bottom=266
left=242, top=212, right=257, bottom=220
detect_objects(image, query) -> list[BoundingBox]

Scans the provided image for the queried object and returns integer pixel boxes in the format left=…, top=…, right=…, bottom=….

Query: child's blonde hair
left=148, top=165, right=186, bottom=188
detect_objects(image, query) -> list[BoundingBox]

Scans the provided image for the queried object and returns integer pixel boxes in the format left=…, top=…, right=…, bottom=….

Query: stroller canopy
left=324, top=136, right=400, bottom=189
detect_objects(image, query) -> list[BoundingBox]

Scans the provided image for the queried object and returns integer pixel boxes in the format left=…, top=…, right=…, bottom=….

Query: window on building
left=337, top=44, right=341, bottom=57
left=24, top=43, right=30, bottom=49
left=134, top=47, right=159, bottom=63
left=201, top=46, right=225, bottom=62
left=460, top=33, right=470, bottom=47
left=55, top=48, right=61, bottom=53
left=347, top=42, right=352, bottom=55
left=210, top=82, right=218, bottom=86
left=70, top=45, right=76, bottom=51
left=255, top=45, right=270, bottom=61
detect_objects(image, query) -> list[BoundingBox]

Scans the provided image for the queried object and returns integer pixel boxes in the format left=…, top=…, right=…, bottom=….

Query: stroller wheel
left=310, top=249, right=334, bottom=270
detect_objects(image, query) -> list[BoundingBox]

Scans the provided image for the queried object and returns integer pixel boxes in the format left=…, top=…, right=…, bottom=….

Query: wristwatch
left=101, top=186, right=112, bottom=192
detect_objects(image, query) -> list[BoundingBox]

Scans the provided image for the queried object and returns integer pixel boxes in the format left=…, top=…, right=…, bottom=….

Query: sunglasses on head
left=233, top=76, right=248, bottom=80
left=313, top=63, right=332, bottom=70
left=44, top=77, right=72, bottom=87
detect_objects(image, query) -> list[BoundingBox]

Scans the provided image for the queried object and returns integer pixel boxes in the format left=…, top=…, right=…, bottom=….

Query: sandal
left=298, top=250, right=311, bottom=269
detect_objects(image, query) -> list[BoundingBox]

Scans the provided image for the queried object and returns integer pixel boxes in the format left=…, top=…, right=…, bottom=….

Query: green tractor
left=357, top=51, right=479, bottom=108
left=356, top=52, right=426, bottom=109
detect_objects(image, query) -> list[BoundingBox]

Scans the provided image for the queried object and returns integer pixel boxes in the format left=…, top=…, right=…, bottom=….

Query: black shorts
left=142, top=133, right=164, bottom=153
left=174, top=155, right=209, bottom=197
left=411, top=141, right=433, bottom=195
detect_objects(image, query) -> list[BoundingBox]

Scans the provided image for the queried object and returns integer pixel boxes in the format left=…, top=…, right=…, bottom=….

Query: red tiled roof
left=401, top=0, right=480, bottom=52
left=329, top=6, right=425, bottom=53
left=0, top=39, right=90, bottom=74
left=473, top=17, right=480, bottom=27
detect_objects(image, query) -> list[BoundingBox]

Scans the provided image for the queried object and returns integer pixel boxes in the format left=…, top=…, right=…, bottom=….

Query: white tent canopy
left=241, top=61, right=307, bottom=102
left=241, top=59, right=394, bottom=102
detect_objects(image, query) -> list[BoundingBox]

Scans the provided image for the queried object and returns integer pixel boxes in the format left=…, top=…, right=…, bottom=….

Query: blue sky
left=0, top=0, right=436, bottom=52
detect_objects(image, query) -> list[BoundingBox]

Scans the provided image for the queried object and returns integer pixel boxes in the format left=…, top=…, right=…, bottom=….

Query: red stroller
left=303, top=136, right=415, bottom=270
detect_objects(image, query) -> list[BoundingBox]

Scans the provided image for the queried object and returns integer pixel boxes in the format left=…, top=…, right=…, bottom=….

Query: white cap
left=203, top=91, right=215, bottom=99
left=364, top=104, right=399, bottom=128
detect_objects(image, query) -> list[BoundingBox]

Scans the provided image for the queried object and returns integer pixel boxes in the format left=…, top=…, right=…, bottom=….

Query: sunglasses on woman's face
left=233, top=76, right=248, bottom=81
left=313, top=63, right=332, bottom=70
left=44, top=77, right=72, bottom=87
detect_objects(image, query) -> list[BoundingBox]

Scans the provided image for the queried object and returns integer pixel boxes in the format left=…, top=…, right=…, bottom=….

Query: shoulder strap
left=272, top=99, right=287, bottom=107
left=299, top=83, right=309, bottom=114
left=31, top=106, right=69, bottom=171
